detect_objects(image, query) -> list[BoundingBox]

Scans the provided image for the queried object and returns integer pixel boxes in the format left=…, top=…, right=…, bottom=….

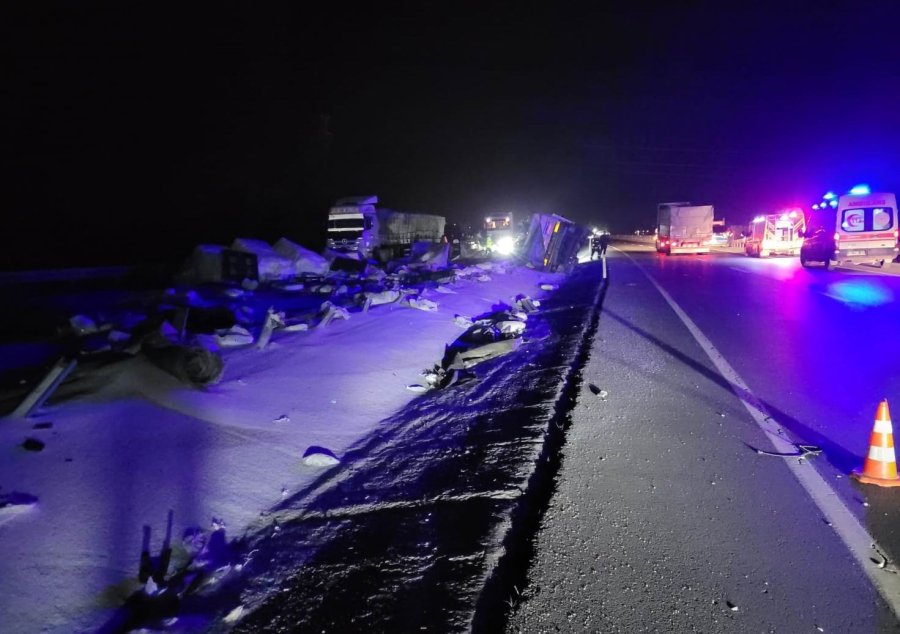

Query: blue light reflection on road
left=824, top=279, right=894, bottom=308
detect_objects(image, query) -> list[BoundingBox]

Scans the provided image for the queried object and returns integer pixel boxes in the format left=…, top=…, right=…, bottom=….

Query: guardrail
left=0, top=265, right=132, bottom=286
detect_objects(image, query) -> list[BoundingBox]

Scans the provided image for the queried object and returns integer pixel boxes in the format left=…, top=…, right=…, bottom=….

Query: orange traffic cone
left=852, top=400, right=900, bottom=487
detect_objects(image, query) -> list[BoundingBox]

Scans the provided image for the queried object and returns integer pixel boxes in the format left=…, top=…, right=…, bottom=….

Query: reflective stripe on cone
left=853, top=399, right=900, bottom=487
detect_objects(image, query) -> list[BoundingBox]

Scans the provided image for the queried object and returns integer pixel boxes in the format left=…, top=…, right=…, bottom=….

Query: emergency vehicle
left=744, top=210, right=805, bottom=257
left=800, top=189, right=899, bottom=269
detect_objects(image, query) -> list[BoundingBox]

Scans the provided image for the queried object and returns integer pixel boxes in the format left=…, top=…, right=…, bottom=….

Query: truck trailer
left=656, top=202, right=714, bottom=255
left=744, top=210, right=805, bottom=257
left=326, top=196, right=446, bottom=261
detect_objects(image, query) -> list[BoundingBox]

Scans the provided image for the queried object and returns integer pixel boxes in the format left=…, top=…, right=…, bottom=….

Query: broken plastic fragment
left=302, top=446, right=340, bottom=467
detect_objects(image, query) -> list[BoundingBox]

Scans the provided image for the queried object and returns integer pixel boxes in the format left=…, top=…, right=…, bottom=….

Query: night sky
left=6, top=2, right=900, bottom=269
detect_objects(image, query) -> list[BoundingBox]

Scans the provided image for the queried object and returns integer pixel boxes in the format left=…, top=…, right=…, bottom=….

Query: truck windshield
left=329, top=217, right=364, bottom=230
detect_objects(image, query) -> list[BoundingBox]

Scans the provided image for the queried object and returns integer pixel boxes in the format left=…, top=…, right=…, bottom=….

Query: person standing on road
left=590, top=235, right=602, bottom=260
left=598, top=232, right=611, bottom=256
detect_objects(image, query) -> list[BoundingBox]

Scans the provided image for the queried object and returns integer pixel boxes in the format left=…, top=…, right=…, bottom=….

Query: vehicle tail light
left=834, top=232, right=841, bottom=242
left=894, top=230, right=899, bottom=238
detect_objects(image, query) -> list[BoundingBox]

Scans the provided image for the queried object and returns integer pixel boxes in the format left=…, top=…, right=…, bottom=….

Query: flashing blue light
left=829, top=200, right=838, bottom=208
left=823, top=191, right=836, bottom=200
left=849, top=184, right=871, bottom=195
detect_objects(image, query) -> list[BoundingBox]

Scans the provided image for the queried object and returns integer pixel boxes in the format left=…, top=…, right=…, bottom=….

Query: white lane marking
left=619, top=252, right=900, bottom=618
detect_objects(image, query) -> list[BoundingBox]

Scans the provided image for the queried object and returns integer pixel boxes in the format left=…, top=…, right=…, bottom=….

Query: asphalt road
left=508, top=246, right=900, bottom=632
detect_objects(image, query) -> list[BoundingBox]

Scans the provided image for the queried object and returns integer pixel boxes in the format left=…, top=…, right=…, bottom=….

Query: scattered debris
left=142, top=330, right=225, bottom=387
left=215, top=325, right=254, bottom=348
left=754, top=444, right=822, bottom=459
left=21, top=438, right=45, bottom=452
left=69, top=314, right=100, bottom=335
left=454, top=315, right=474, bottom=328
left=255, top=308, right=280, bottom=350
left=9, top=357, right=78, bottom=419
left=317, top=302, right=351, bottom=328
left=497, top=320, right=526, bottom=335
left=272, top=415, right=290, bottom=424
left=726, top=600, right=739, bottom=611
left=406, top=384, right=429, bottom=393
left=223, top=605, right=245, bottom=624
left=302, top=446, right=341, bottom=467
left=404, top=297, right=439, bottom=312
left=0, top=492, right=38, bottom=511
left=588, top=384, right=608, bottom=399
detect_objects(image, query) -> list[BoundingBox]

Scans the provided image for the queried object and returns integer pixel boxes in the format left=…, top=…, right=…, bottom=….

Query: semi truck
left=744, top=210, right=805, bottom=257
left=326, top=195, right=446, bottom=261
left=483, top=213, right=516, bottom=254
left=521, top=213, right=589, bottom=271
left=656, top=202, right=714, bottom=255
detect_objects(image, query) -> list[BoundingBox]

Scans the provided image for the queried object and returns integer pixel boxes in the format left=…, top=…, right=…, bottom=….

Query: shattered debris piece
left=364, top=290, right=402, bottom=307
left=302, top=446, right=341, bottom=467
left=435, top=285, right=456, bottom=294
left=539, top=283, right=558, bottom=291
left=108, top=330, right=132, bottom=344
left=404, top=297, right=439, bottom=312
left=475, top=274, right=492, bottom=282
left=21, top=438, right=45, bottom=452
left=215, top=326, right=254, bottom=348
left=281, top=321, right=309, bottom=332
left=445, top=338, right=522, bottom=370
left=272, top=415, right=290, bottom=424
left=317, top=302, right=351, bottom=328
left=514, top=294, right=540, bottom=313
left=223, top=288, right=245, bottom=299
left=497, top=320, right=526, bottom=335
left=223, top=605, right=245, bottom=624
left=144, top=578, right=160, bottom=596
left=274, top=282, right=305, bottom=292
left=69, top=314, right=99, bottom=335
left=0, top=492, right=38, bottom=512
left=588, top=384, right=608, bottom=399
left=453, top=315, right=474, bottom=328
left=143, top=341, right=225, bottom=387
left=406, top=384, right=429, bottom=393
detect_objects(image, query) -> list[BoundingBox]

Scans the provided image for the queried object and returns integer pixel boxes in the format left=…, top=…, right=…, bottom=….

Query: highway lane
left=508, top=249, right=900, bottom=632
left=624, top=247, right=900, bottom=581
left=642, top=249, right=900, bottom=489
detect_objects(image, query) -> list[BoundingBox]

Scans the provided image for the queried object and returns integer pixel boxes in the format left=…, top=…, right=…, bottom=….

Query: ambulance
left=800, top=189, right=899, bottom=269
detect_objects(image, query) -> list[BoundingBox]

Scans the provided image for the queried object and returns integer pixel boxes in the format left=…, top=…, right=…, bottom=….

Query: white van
left=800, top=191, right=899, bottom=268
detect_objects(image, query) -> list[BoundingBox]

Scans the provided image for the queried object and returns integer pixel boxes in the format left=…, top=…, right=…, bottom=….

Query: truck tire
left=822, top=258, right=831, bottom=271
left=800, top=254, right=809, bottom=268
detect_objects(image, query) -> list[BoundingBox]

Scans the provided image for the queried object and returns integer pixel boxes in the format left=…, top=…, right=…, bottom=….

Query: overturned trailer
left=522, top=213, right=588, bottom=271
